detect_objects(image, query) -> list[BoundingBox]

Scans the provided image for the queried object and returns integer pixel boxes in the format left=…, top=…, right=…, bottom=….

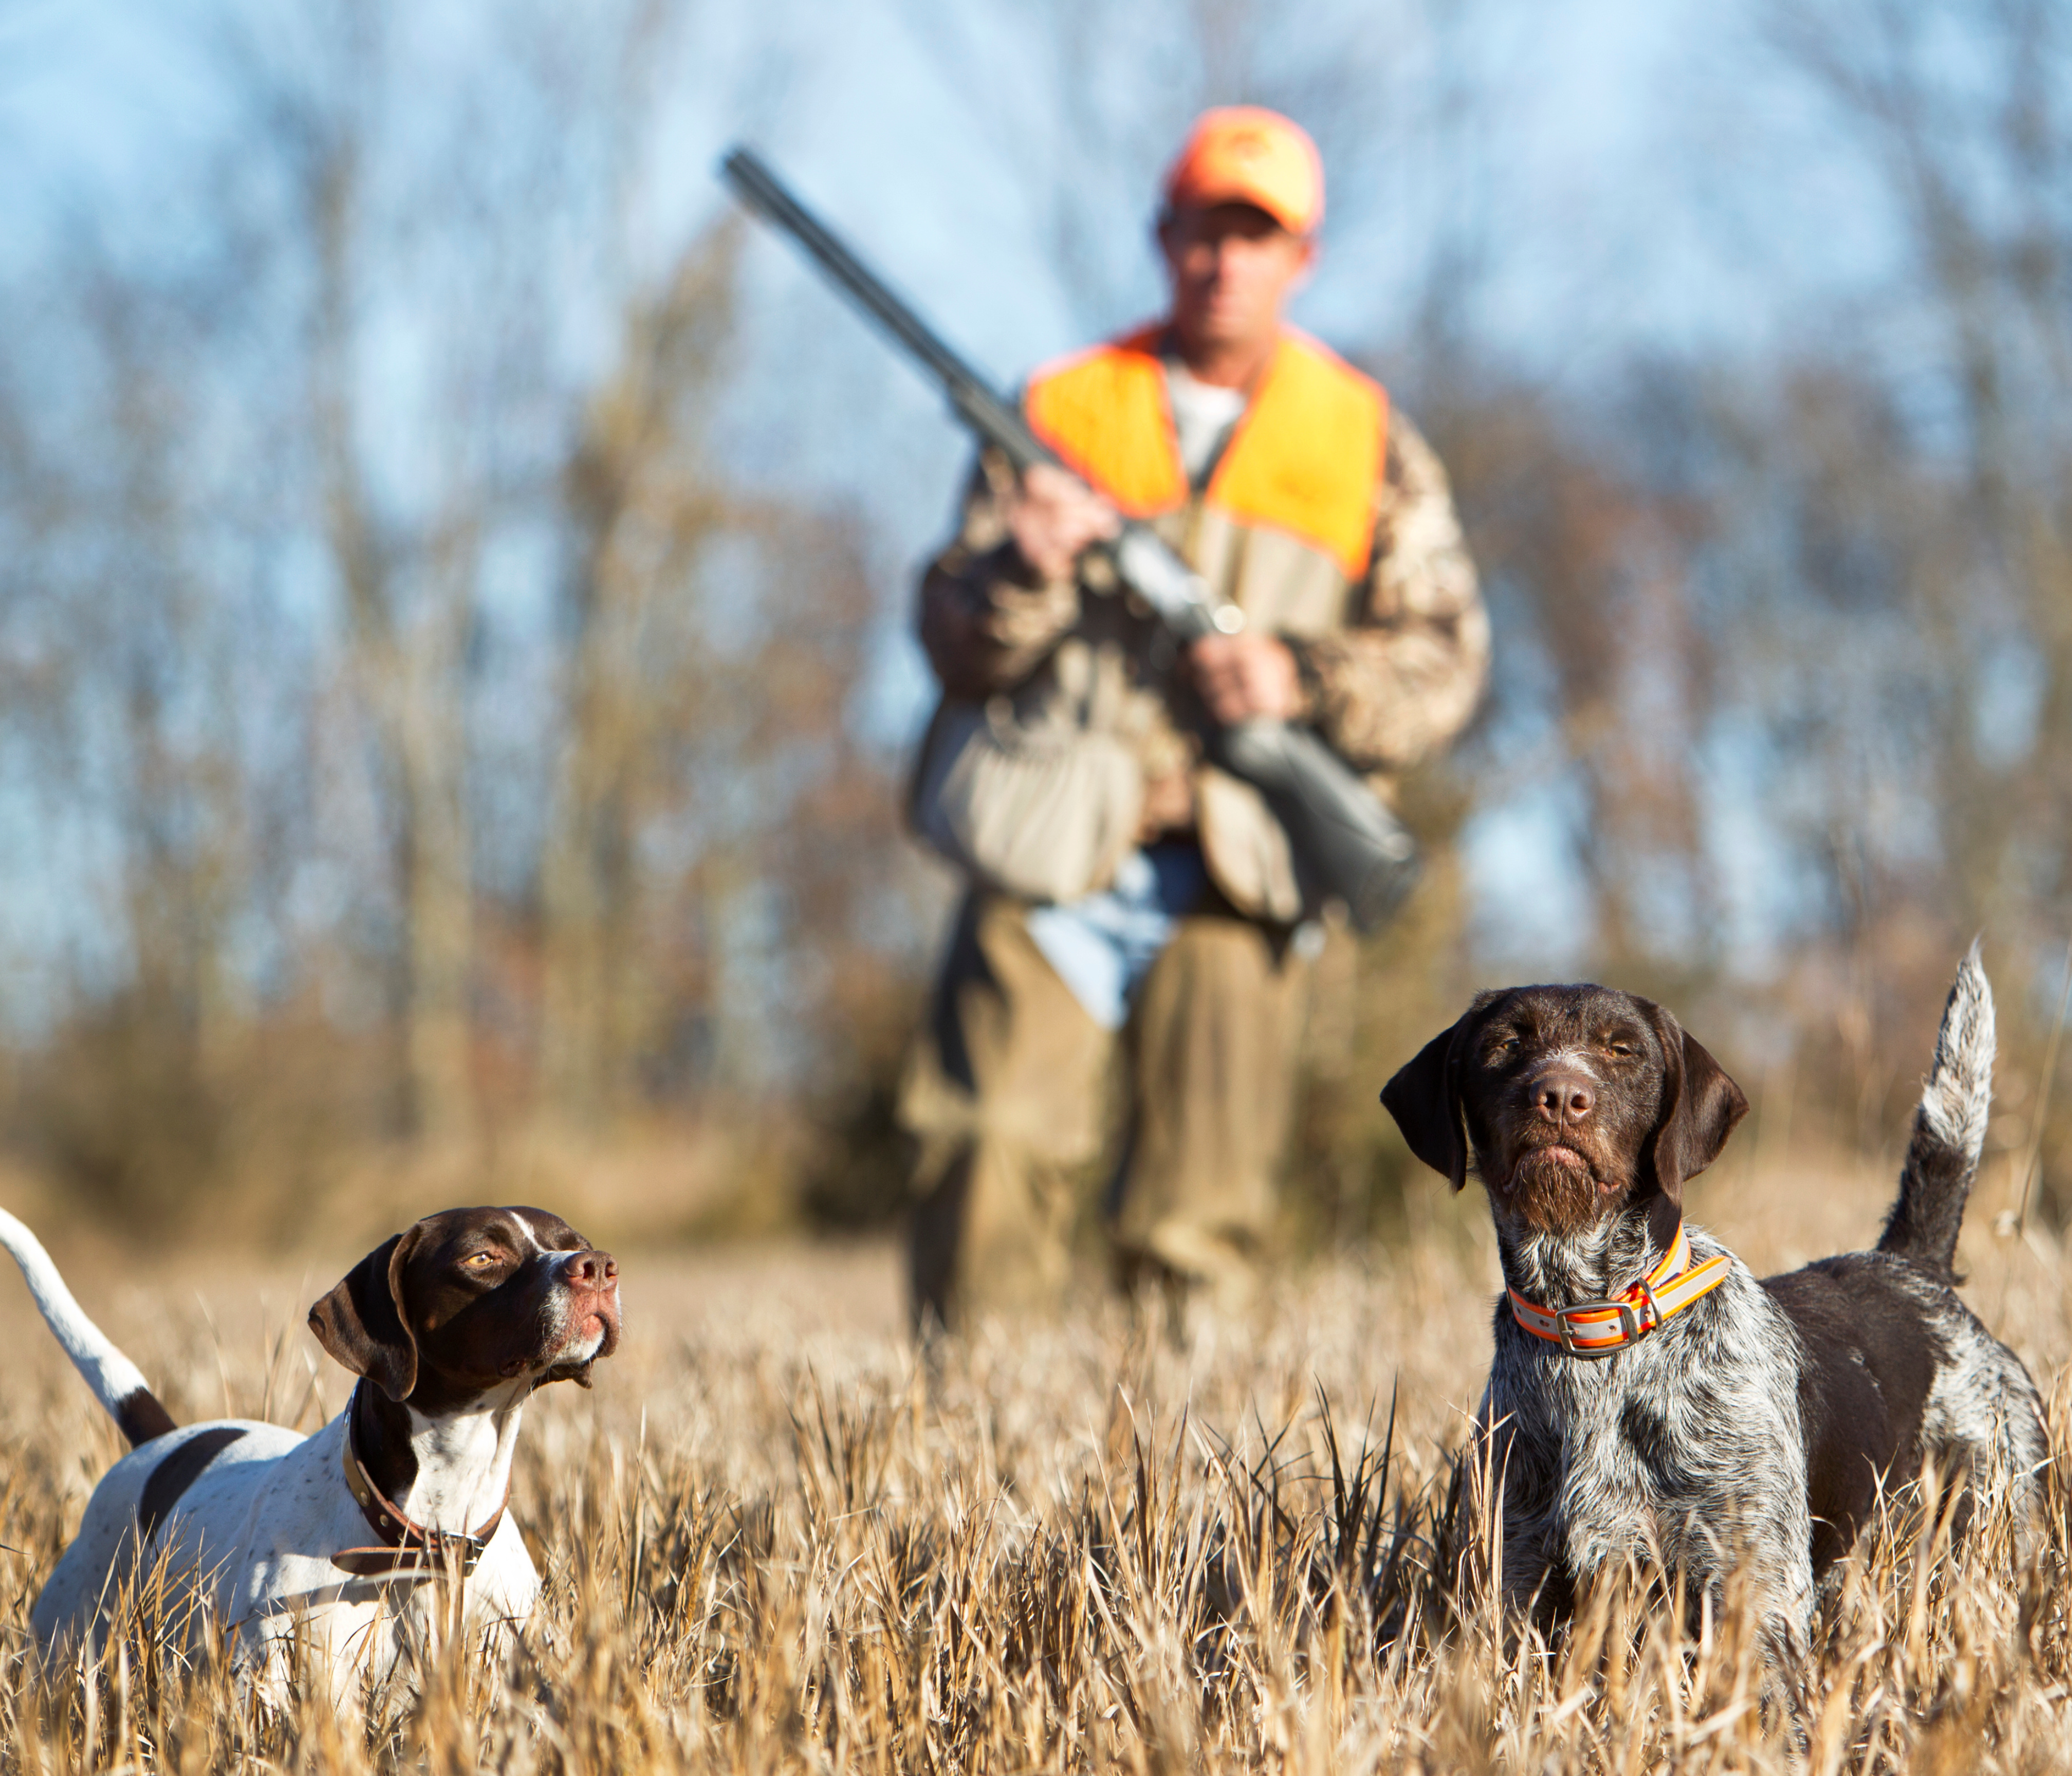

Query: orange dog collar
left=1508, top=1221, right=1732, bottom=1359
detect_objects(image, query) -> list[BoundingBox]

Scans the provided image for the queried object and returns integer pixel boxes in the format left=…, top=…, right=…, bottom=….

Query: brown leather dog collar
left=1507, top=1219, right=1732, bottom=1359
left=331, top=1383, right=507, bottom=1578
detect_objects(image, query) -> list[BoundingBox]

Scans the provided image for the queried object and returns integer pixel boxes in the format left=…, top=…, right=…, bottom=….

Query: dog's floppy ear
left=308, top=1225, right=427, bottom=1402
left=1381, top=1014, right=1477, bottom=1191
left=1637, top=998, right=1749, bottom=1204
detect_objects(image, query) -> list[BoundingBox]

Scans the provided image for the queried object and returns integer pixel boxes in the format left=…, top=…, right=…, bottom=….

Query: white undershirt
left=1163, top=361, right=1248, bottom=486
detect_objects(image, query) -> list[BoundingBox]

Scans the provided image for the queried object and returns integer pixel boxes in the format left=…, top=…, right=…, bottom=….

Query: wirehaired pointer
left=1381, top=947, right=2044, bottom=1661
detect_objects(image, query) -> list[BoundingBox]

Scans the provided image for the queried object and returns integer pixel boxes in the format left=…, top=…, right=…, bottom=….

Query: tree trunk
left=309, top=128, right=478, bottom=1149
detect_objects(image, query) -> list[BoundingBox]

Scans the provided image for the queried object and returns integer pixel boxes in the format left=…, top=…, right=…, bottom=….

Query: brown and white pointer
left=2, top=1205, right=619, bottom=1692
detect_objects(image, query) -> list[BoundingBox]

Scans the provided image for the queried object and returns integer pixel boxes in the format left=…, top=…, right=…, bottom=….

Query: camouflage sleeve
left=1285, top=409, right=1490, bottom=773
left=916, top=449, right=1082, bottom=698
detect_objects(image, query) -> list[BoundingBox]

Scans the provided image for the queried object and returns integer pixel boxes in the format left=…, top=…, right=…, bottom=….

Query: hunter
left=901, top=106, right=1489, bottom=1328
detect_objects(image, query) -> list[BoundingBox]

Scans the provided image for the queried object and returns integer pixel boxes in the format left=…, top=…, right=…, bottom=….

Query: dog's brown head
left=308, top=1206, right=621, bottom=1413
left=1381, top=985, right=1748, bottom=1236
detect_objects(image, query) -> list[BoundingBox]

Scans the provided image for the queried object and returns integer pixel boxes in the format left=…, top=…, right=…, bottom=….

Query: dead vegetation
left=2, top=1151, right=2069, bottom=1773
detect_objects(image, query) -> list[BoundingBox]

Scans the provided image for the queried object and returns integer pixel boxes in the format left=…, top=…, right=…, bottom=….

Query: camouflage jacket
left=916, top=404, right=1490, bottom=921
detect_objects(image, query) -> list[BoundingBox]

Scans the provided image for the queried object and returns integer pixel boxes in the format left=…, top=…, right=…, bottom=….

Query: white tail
left=1877, top=941, right=1996, bottom=1281
left=1919, top=939, right=1995, bottom=1164
left=0, top=1207, right=173, bottom=1444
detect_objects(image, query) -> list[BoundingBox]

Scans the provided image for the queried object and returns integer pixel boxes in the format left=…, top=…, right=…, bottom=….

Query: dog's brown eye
left=462, top=1251, right=502, bottom=1269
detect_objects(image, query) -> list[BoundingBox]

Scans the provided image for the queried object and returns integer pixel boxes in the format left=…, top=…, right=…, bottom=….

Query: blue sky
left=2, top=0, right=1907, bottom=544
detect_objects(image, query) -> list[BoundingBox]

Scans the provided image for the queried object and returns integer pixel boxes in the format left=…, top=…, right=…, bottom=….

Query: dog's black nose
left=1531, top=1070, right=1595, bottom=1124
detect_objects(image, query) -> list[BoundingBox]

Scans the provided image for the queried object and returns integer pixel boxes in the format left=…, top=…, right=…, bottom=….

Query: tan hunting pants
left=898, top=890, right=1306, bottom=1329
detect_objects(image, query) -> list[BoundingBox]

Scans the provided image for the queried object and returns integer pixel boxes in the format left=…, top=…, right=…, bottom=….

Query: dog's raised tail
left=1877, top=942, right=1995, bottom=1282
left=0, top=1207, right=175, bottom=1446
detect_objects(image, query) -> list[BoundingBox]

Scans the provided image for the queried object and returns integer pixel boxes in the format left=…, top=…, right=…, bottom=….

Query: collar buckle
left=1554, top=1297, right=1641, bottom=1358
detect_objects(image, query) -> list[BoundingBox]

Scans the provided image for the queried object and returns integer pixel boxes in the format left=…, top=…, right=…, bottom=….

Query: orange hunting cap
left=1161, top=106, right=1324, bottom=236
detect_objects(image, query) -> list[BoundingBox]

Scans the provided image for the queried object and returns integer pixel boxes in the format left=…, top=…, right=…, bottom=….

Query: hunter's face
left=1160, top=202, right=1315, bottom=365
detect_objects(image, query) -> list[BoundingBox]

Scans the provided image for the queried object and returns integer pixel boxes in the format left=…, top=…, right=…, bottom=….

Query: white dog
left=3, top=1203, right=619, bottom=1695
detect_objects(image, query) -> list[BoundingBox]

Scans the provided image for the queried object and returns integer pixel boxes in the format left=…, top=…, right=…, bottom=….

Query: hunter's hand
left=1006, top=464, right=1119, bottom=582
left=1190, top=632, right=1300, bottom=725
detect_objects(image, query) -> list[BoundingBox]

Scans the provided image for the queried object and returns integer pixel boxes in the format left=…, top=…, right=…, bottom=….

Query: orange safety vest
left=1023, top=325, right=1387, bottom=581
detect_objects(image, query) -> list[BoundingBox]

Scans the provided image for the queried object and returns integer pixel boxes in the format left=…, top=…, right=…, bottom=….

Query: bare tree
left=1767, top=0, right=2072, bottom=930
left=541, top=232, right=741, bottom=1124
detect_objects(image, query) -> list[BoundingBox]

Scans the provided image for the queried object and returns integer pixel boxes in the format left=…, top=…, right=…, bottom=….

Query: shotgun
left=720, top=145, right=1418, bottom=931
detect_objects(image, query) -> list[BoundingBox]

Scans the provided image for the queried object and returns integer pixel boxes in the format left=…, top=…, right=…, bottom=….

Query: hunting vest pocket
left=908, top=694, right=1145, bottom=904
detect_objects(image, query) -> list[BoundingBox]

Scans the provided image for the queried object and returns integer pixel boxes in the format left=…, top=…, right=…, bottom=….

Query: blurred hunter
left=901, top=108, right=1489, bottom=1327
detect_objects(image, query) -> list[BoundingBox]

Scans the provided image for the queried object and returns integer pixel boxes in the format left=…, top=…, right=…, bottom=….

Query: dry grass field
left=2, top=1144, right=2070, bottom=1774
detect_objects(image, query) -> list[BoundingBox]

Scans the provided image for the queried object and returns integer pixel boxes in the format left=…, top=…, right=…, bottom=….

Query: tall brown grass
left=1, top=1146, right=2068, bottom=1773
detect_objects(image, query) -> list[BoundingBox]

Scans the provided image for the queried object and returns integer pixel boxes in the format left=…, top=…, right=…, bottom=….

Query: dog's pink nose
left=1531, top=1070, right=1595, bottom=1124
left=562, top=1250, right=618, bottom=1288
